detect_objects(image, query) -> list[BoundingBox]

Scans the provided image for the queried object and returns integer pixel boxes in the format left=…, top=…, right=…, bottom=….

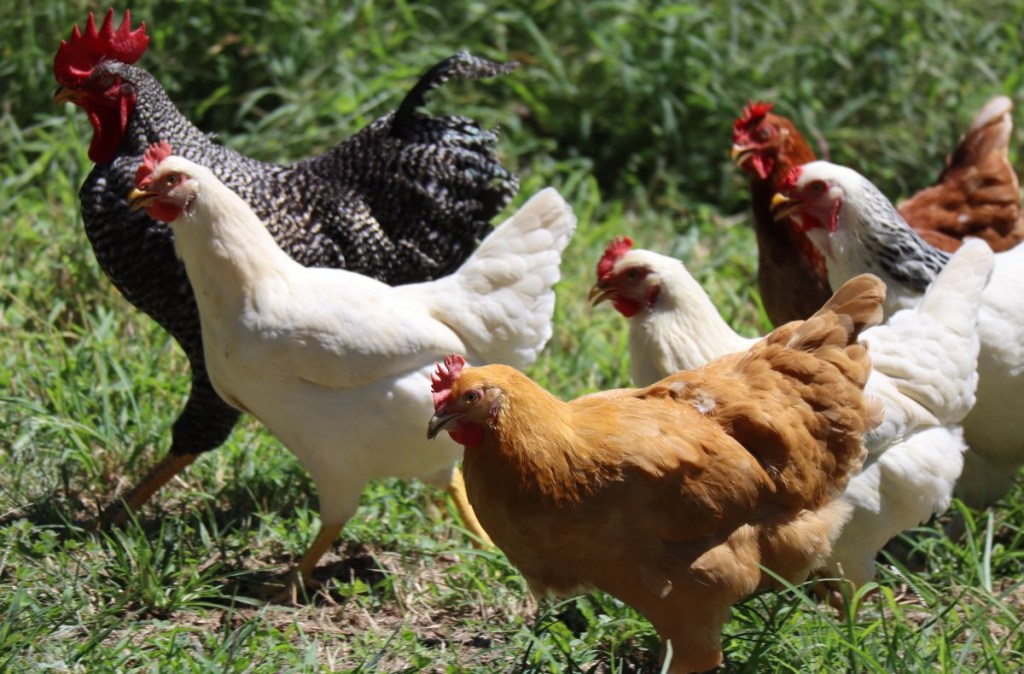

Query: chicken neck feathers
left=746, top=115, right=832, bottom=326
left=619, top=250, right=756, bottom=386
left=801, top=161, right=1024, bottom=507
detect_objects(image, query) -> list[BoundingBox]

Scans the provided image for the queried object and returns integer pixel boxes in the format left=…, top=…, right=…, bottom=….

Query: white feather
left=611, top=241, right=989, bottom=587
left=794, top=160, right=1023, bottom=507
left=159, top=155, right=576, bottom=529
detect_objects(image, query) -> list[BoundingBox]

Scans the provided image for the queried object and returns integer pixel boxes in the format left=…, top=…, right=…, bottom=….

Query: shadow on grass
left=221, top=542, right=391, bottom=607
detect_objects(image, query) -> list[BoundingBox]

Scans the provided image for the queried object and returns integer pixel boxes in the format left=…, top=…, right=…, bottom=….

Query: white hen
left=127, top=141, right=576, bottom=588
left=775, top=160, right=1023, bottom=508
left=590, top=236, right=990, bottom=588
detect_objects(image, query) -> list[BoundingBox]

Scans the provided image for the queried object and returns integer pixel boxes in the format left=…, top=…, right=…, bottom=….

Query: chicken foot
left=265, top=521, right=347, bottom=604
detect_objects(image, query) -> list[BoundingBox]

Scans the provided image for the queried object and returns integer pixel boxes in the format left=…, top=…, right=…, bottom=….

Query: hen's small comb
left=134, top=141, right=174, bottom=188
left=779, top=165, right=804, bottom=191
left=732, top=100, right=774, bottom=135
left=431, top=354, right=467, bottom=412
left=596, top=236, right=634, bottom=280
left=54, top=9, right=149, bottom=86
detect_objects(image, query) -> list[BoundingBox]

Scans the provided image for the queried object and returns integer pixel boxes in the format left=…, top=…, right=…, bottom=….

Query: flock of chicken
left=52, top=9, right=1024, bottom=674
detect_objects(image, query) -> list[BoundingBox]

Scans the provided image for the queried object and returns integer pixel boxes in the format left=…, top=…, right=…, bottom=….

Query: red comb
left=596, top=236, right=634, bottom=280
left=134, top=141, right=174, bottom=188
left=780, top=165, right=804, bottom=191
left=54, top=9, right=149, bottom=86
left=732, top=100, right=774, bottom=135
left=431, top=354, right=467, bottom=412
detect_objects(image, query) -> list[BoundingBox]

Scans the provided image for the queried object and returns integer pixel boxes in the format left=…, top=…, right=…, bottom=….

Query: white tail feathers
left=968, top=95, right=1012, bottom=139
left=865, top=238, right=992, bottom=429
left=917, top=238, right=994, bottom=326
left=425, top=188, right=577, bottom=368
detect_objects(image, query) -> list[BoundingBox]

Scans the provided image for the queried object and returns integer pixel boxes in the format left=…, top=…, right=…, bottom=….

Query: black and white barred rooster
left=53, top=9, right=519, bottom=521
left=773, top=160, right=1023, bottom=509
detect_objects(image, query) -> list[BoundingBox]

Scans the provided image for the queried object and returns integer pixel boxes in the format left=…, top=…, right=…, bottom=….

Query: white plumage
left=780, top=160, right=1023, bottom=508
left=592, top=238, right=990, bottom=587
left=132, top=152, right=576, bottom=585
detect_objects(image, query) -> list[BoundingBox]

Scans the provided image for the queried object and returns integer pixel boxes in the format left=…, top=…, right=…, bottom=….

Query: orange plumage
left=428, top=275, right=885, bottom=673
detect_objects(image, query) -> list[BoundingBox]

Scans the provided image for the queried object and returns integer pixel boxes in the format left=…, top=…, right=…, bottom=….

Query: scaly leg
left=293, top=521, right=345, bottom=585
left=271, top=521, right=346, bottom=604
left=98, top=453, right=198, bottom=528
left=448, top=467, right=492, bottom=547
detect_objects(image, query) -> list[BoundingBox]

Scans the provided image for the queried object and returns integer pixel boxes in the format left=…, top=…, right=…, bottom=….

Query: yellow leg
left=293, top=521, right=345, bottom=587
left=262, top=521, right=345, bottom=604
left=99, top=453, right=197, bottom=527
left=448, top=467, right=493, bottom=547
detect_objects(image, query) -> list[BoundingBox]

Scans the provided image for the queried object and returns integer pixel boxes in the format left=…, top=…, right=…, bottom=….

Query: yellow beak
left=730, top=145, right=752, bottom=167
left=53, top=86, right=81, bottom=105
left=770, top=193, right=803, bottom=221
left=126, top=187, right=157, bottom=212
left=587, top=283, right=613, bottom=306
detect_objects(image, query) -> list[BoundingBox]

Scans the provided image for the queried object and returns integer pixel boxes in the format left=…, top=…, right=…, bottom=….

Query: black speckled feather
left=857, top=176, right=952, bottom=294
left=77, top=52, right=519, bottom=457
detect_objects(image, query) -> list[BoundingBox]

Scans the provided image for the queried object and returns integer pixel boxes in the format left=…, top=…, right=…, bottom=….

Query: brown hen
left=897, top=96, right=1024, bottom=253
left=427, top=276, right=885, bottom=673
left=732, top=97, right=1022, bottom=326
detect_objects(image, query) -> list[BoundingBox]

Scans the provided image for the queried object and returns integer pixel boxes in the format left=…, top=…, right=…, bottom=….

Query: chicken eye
left=627, top=269, right=639, bottom=280
left=756, top=125, right=774, bottom=141
left=464, top=391, right=480, bottom=404
left=165, top=174, right=179, bottom=188
left=97, top=74, right=116, bottom=89
left=808, top=180, right=827, bottom=195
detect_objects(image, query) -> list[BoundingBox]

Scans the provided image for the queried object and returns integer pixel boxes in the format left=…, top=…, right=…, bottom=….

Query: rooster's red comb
left=779, top=165, right=804, bottom=192
left=54, top=8, right=149, bottom=86
left=134, top=141, right=174, bottom=188
left=732, top=100, right=774, bottom=136
left=431, top=354, right=467, bottom=412
left=596, top=236, right=634, bottom=280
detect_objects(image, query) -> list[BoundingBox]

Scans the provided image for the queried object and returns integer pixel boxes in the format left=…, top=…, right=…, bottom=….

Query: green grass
left=2, top=0, right=1024, bottom=671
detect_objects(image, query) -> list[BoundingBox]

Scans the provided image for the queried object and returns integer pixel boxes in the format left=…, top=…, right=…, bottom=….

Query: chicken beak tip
left=769, top=193, right=798, bottom=221
left=53, top=86, right=76, bottom=105
left=730, top=146, right=751, bottom=167
left=426, top=412, right=452, bottom=440
left=587, top=284, right=610, bottom=306
left=126, top=188, right=151, bottom=212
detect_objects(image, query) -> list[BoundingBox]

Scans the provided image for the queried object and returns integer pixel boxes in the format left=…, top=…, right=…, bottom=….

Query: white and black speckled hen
left=53, top=9, right=519, bottom=521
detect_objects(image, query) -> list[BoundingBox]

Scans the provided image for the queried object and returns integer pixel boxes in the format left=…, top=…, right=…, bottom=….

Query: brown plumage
left=427, top=275, right=885, bottom=673
left=897, top=96, right=1024, bottom=253
left=732, top=103, right=830, bottom=325
left=732, top=97, right=1022, bottom=325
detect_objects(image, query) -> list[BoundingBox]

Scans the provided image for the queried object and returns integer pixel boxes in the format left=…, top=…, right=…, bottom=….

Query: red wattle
left=146, top=202, right=183, bottom=223
left=613, top=297, right=642, bottom=318
left=448, top=421, right=484, bottom=449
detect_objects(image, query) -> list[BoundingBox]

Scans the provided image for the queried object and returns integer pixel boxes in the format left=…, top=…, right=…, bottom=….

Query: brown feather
left=748, top=115, right=832, bottom=326
left=897, top=96, right=1024, bottom=253
left=442, top=274, right=884, bottom=673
